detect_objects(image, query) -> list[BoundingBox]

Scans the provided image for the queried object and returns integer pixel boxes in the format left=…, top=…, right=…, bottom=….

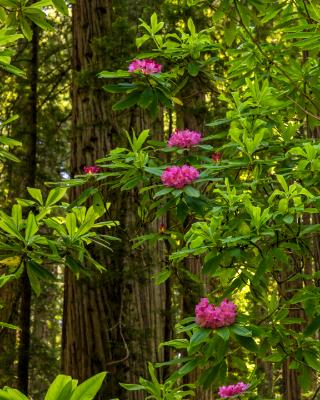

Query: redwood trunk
left=62, top=2, right=169, bottom=398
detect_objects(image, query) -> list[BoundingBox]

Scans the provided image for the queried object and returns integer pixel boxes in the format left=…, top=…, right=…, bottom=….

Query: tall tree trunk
left=62, top=2, right=169, bottom=398
left=0, top=22, right=39, bottom=394
left=17, top=22, right=39, bottom=395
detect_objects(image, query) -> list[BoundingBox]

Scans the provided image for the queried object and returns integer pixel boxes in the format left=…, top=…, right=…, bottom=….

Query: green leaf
left=92, top=191, right=105, bottom=216
left=154, top=187, right=173, bottom=198
left=24, top=8, right=54, bottom=30
left=276, top=175, right=288, bottom=192
left=28, top=261, right=55, bottom=282
left=190, top=328, right=211, bottom=346
left=70, top=372, right=107, bottom=400
left=52, top=0, right=68, bottom=15
left=0, top=389, right=28, bottom=400
left=46, top=187, right=67, bottom=206
left=138, top=88, right=154, bottom=109
left=154, top=269, right=171, bottom=285
left=103, top=83, right=135, bottom=93
left=187, top=17, right=196, bottom=35
left=31, top=0, right=53, bottom=8
left=187, top=63, right=200, bottom=77
left=0, top=62, right=26, bottom=77
left=184, top=186, right=200, bottom=198
left=0, top=321, right=19, bottom=330
left=0, top=214, right=24, bottom=241
left=98, top=70, right=131, bottom=79
left=304, top=316, right=320, bottom=336
left=119, top=383, right=145, bottom=391
left=235, top=335, right=258, bottom=352
left=264, top=353, right=285, bottom=362
left=112, top=92, right=141, bottom=111
left=66, top=213, right=77, bottom=238
left=135, top=129, right=149, bottom=151
left=27, top=187, right=43, bottom=205
left=25, top=212, right=38, bottom=242
left=304, top=351, right=320, bottom=372
left=20, top=18, right=33, bottom=40
left=231, top=325, right=252, bottom=337
left=0, top=148, right=20, bottom=162
left=0, top=33, right=23, bottom=46
left=27, top=263, right=41, bottom=296
left=159, top=339, right=188, bottom=349
left=177, top=359, right=199, bottom=377
left=44, top=375, right=74, bottom=400
left=216, top=327, right=230, bottom=341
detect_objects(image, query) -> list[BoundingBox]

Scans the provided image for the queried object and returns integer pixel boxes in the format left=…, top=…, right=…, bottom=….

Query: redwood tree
left=62, top=1, right=169, bottom=398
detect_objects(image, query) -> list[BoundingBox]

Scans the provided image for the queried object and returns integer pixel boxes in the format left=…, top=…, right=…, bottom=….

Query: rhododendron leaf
left=44, top=375, right=74, bottom=400
left=27, top=263, right=41, bottom=296
left=177, top=359, right=199, bottom=377
left=154, top=268, right=171, bottom=284
left=46, top=187, right=67, bottom=206
left=303, top=351, right=320, bottom=372
left=0, top=388, right=28, bottom=400
left=93, top=192, right=105, bottom=216
left=27, top=187, right=43, bottom=205
left=28, top=260, right=55, bottom=282
left=159, top=339, right=188, bottom=349
left=70, top=371, right=107, bottom=400
left=190, top=328, right=211, bottom=346
left=187, top=62, right=199, bottom=77
left=217, top=327, right=230, bottom=341
left=112, top=93, right=140, bottom=111
left=304, top=315, right=320, bottom=336
left=0, top=136, right=20, bottom=147
left=184, top=186, right=200, bottom=198
left=235, top=335, right=259, bottom=352
left=0, top=321, right=19, bottom=330
left=52, top=0, right=68, bottom=16
left=119, top=383, right=145, bottom=391
left=231, top=325, right=252, bottom=337
left=24, top=8, right=54, bottom=31
left=103, top=83, right=135, bottom=93
left=198, top=363, right=221, bottom=388
left=154, top=187, right=173, bottom=198
left=176, top=322, right=198, bottom=333
left=138, top=88, right=154, bottom=108
left=144, top=167, right=163, bottom=177
left=264, top=353, right=285, bottom=362
left=98, top=70, right=131, bottom=79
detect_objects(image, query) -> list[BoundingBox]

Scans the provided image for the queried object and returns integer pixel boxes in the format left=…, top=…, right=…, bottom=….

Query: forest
left=0, top=0, right=320, bottom=399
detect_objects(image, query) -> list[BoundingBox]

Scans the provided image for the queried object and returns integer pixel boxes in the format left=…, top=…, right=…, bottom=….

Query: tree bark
left=62, top=2, right=169, bottom=398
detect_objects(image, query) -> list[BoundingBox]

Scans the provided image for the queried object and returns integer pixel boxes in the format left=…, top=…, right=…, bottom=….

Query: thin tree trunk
left=17, top=22, right=39, bottom=395
left=0, top=21, right=39, bottom=394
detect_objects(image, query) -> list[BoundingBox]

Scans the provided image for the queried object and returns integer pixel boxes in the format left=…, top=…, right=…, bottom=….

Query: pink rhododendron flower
left=212, top=152, right=222, bottom=162
left=128, top=59, right=162, bottom=74
left=218, top=382, right=249, bottom=398
left=83, top=166, right=101, bottom=174
left=168, top=129, right=202, bottom=148
left=195, top=298, right=237, bottom=329
left=161, top=165, right=200, bottom=189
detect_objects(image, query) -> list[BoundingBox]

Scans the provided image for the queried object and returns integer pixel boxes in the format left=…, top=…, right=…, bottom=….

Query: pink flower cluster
left=161, top=165, right=200, bottom=189
left=168, top=129, right=202, bottom=148
left=195, top=298, right=237, bottom=329
left=83, top=166, right=101, bottom=174
left=128, top=59, right=162, bottom=75
left=218, top=382, right=249, bottom=398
